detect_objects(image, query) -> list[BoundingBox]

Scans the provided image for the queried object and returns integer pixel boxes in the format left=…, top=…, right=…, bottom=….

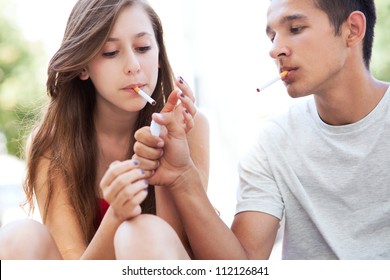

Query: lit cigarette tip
left=134, top=87, right=156, bottom=106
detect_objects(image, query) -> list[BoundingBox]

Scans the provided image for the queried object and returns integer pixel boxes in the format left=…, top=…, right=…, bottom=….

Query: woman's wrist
left=103, top=206, right=124, bottom=227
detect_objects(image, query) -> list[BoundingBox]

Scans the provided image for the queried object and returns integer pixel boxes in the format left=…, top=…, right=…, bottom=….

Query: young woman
left=1, top=0, right=209, bottom=260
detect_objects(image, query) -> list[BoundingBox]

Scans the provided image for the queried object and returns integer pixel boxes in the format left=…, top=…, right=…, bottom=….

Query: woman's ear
left=345, top=11, right=366, bottom=48
left=79, top=68, right=90, bottom=80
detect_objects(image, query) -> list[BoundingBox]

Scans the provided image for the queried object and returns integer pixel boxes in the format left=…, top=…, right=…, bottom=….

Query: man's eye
left=291, top=26, right=305, bottom=34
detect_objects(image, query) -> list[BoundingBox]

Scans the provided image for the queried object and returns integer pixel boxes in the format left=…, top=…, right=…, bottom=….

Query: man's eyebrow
left=266, top=14, right=308, bottom=35
left=282, top=14, right=308, bottom=23
left=266, top=25, right=274, bottom=36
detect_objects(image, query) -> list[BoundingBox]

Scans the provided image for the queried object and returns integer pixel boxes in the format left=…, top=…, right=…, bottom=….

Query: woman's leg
left=0, top=219, right=62, bottom=259
left=114, top=214, right=190, bottom=260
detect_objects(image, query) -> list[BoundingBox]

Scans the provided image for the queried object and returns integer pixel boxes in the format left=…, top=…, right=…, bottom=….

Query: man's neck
left=313, top=70, right=387, bottom=126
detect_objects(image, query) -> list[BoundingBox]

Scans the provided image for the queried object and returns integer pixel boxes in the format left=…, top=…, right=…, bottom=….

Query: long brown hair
left=24, top=0, right=175, bottom=243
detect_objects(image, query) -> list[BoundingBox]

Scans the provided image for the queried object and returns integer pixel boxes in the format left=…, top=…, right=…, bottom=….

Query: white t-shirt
left=236, top=86, right=390, bottom=259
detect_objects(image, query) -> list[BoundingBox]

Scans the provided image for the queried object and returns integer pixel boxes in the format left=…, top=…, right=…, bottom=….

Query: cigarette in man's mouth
left=256, top=71, right=289, bottom=92
left=134, top=87, right=156, bottom=106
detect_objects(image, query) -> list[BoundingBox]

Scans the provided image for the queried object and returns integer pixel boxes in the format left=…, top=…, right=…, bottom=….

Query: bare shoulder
left=193, top=110, right=210, bottom=134
left=24, top=124, right=54, bottom=161
left=24, top=129, right=36, bottom=158
left=188, top=110, right=209, bottom=145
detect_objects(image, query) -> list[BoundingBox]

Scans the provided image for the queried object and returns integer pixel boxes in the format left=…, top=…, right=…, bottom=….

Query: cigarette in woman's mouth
left=134, top=87, right=156, bottom=106
left=256, top=71, right=289, bottom=92
left=134, top=87, right=161, bottom=136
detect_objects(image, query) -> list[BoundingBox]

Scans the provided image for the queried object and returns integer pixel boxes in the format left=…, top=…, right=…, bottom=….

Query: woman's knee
left=114, top=214, right=189, bottom=260
left=0, top=219, right=61, bottom=259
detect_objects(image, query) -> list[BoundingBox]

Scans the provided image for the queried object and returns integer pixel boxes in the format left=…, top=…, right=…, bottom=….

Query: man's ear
left=345, top=11, right=366, bottom=48
left=79, top=68, right=90, bottom=80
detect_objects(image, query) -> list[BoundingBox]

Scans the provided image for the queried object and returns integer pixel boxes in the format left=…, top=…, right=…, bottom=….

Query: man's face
left=266, top=0, right=349, bottom=98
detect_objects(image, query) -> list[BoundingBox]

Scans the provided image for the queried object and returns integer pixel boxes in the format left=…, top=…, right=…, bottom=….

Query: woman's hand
left=161, top=77, right=197, bottom=134
left=99, top=159, right=149, bottom=221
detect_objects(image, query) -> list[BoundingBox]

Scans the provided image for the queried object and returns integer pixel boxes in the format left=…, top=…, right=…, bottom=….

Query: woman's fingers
left=110, top=180, right=149, bottom=220
left=100, top=159, right=139, bottom=191
left=182, top=108, right=195, bottom=133
left=178, top=93, right=197, bottom=119
left=176, top=76, right=195, bottom=103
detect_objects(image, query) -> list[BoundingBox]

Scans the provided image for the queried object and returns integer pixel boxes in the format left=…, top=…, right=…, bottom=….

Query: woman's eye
left=102, top=51, right=118, bottom=57
left=137, top=46, right=151, bottom=53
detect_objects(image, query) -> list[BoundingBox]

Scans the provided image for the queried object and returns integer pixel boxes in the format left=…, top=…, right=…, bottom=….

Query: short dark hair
left=314, top=0, right=376, bottom=69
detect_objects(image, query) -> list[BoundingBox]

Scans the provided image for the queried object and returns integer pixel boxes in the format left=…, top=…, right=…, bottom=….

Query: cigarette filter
left=134, top=87, right=156, bottom=106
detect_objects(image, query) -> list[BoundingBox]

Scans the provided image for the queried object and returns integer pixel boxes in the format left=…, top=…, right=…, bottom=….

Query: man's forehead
left=267, top=0, right=319, bottom=24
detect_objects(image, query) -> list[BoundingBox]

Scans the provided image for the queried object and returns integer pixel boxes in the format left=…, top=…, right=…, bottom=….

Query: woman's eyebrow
left=106, top=31, right=153, bottom=42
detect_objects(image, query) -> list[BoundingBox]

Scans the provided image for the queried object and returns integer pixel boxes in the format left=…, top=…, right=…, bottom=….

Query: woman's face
left=82, top=4, right=159, bottom=113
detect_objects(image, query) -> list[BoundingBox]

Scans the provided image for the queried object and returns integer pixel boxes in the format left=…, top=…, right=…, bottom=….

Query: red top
left=96, top=198, right=110, bottom=227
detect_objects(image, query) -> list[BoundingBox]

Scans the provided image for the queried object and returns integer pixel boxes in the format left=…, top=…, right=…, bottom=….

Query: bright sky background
left=8, top=1, right=294, bottom=232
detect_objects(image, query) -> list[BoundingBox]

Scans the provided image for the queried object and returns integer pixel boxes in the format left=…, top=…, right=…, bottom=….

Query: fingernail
left=140, top=169, right=145, bottom=175
left=180, top=93, right=185, bottom=98
left=185, top=109, right=189, bottom=114
left=179, top=76, right=184, bottom=84
left=133, top=160, right=139, bottom=165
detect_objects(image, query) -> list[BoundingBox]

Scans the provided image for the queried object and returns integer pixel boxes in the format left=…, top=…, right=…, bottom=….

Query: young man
left=134, top=0, right=390, bottom=259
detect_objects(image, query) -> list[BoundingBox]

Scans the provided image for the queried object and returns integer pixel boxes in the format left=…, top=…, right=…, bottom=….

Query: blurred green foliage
left=0, top=0, right=389, bottom=159
left=371, top=0, right=390, bottom=81
left=0, top=0, right=47, bottom=157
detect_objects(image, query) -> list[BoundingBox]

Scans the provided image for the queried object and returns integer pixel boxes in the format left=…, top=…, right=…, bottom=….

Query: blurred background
left=0, top=0, right=389, bottom=258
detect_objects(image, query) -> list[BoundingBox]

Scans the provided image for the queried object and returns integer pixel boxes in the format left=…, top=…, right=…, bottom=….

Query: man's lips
left=280, top=68, right=298, bottom=81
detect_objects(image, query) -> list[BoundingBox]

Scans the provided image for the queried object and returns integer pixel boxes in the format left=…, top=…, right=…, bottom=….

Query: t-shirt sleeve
left=236, top=135, right=284, bottom=220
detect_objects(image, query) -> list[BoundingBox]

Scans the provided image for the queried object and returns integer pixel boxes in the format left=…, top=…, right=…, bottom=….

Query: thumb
left=152, top=112, right=184, bottom=138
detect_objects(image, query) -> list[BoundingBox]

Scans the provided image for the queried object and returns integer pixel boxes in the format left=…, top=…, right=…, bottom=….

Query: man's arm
left=134, top=112, right=279, bottom=259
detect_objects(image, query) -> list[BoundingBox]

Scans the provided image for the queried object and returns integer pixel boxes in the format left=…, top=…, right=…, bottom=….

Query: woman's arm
left=34, top=157, right=89, bottom=259
left=34, top=157, right=147, bottom=260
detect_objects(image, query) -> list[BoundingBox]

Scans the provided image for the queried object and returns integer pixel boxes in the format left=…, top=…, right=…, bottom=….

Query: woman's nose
left=124, top=50, right=141, bottom=74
